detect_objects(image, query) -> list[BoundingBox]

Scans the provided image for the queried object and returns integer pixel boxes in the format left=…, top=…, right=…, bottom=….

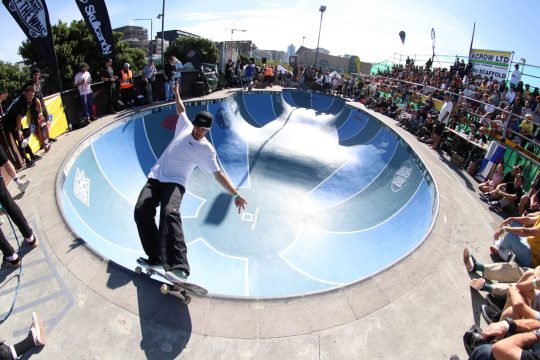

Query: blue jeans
left=164, top=80, right=173, bottom=100
left=499, top=221, right=533, bottom=267
left=80, top=93, right=93, bottom=118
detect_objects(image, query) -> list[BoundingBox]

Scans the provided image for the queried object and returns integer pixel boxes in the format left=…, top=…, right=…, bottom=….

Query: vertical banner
left=75, top=0, right=117, bottom=65
left=2, top=0, right=59, bottom=75
left=469, top=49, right=512, bottom=82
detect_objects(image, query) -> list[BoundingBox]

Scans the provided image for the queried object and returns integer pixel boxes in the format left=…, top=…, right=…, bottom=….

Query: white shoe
left=17, top=178, right=30, bottom=192
left=31, top=312, right=46, bottom=346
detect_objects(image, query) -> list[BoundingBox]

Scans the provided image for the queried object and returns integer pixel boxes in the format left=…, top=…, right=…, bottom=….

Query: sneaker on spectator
left=17, top=178, right=30, bottom=192
left=481, top=304, right=500, bottom=324
left=3, top=253, right=20, bottom=267
left=489, top=200, right=501, bottom=210
left=30, top=312, right=46, bottom=346
left=486, top=294, right=505, bottom=312
left=480, top=192, right=491, bottom=202
left=24, top=233, right=38, bottom=248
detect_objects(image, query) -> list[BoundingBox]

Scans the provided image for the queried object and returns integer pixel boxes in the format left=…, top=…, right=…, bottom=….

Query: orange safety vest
left=120, top=69, right=133, bottom=89
left=264, top=67, right=273, bottom=77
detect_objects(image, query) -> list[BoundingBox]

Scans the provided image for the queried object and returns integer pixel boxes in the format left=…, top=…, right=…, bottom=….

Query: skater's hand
left=234, top=195, right=247, bottom=213
left=173, top=82, right=181, bottom=95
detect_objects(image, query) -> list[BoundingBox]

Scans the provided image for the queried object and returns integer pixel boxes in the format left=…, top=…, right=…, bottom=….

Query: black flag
left=2, top=0, right=59, bottom=77
left=74, top=0, right=117, bottom=65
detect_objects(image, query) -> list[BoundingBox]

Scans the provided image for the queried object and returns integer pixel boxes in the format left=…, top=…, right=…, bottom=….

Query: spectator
left=2, top=86, right=41, bottom=168
left=224, top=59, right=234, bottom=88
left=490, top=202, right=540, bottom=267
left=510, top=63, right=522, bottom=89
left=0, top=92, right=31, bottom=191
left=163, top=56, right=176, bottom=101
left=119, top=63, right=134, bottom=107
left=100, top=58, right=118, bottom=114
left=73, top=62, right=95, bottom=122
left=478, top=162, right=505, bottom=193
left=0, top=312, right=45, bottom=359
left=432, top=92, right=453, bottom=150
left=142, top=59, right=157, bottom=104
left=173, top=56, right=183, bottom=85
left=243, top=59, right=255, bottom=91
left=25, top=68, right=54, bottom=151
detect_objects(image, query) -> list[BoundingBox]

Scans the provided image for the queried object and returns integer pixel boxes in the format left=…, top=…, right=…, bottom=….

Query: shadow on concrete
left=204, top=193, right=233, bottom=225
left=437, top=151, right=475, bottom=191
left=105, top=262, right=192, bottom=359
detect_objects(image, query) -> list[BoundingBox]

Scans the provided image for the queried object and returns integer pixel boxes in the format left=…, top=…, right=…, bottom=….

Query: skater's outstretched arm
left=172, top=81, right=185, bottom=115
left=213, top=171, right=247, bottom=213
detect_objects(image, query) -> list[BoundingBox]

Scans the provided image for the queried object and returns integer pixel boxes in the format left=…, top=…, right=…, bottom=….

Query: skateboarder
left=134, top=82, right=247, bottom=284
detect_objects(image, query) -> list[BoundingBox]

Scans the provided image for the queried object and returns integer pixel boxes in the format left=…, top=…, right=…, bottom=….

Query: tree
left=165, top=37, right=219, bottom=67
left=18, top=20, right=146, bottom=94
left=0, top=61, right=30, bottom=101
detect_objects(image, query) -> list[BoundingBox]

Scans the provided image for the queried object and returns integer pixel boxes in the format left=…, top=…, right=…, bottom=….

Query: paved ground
left=0, top=88, right=504, bottom=359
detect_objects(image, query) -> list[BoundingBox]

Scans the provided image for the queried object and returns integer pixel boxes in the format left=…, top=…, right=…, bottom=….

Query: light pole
left=157, top=0, right=165, bottom=67
left=314, top=5, right=326, bottom=69
left=134, top=18, right=153, bottom=60
left=520, top=58, right=527, bottom=76
left=302, top=36, right=305, bottom=46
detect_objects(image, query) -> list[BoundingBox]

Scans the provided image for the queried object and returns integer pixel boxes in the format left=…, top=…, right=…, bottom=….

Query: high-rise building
left=287, top=44, right=296, bottom=57
left=114, top=25, right=149, bottom=50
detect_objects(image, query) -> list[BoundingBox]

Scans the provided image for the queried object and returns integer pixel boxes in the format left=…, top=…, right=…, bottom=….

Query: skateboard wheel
left=135, top=266, right=142, bottom=274
left=183, top=295, right=191, bottom=305
left=160, top=284, right=169, bottom=295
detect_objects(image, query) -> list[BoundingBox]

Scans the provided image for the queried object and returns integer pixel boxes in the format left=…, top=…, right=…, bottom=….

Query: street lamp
left=157, top=0, right=165, bottom=67
left=314, top=5, right=326, bottom=69
left=134, top=18, right=153, bottom=59
left=520, top=58, right=527, bottom=76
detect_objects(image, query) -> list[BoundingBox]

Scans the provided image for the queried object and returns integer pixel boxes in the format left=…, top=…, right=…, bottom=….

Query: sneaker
left=17, top=178, right=31, bottom=192
left=3, top=253, right=20, bottom=267
left=486, top=294, right=505, bottom=312
left=25, top=160, right=36, bottom=168
left=49, top=137, right=57, bottom=142
left=480, top=192, right=491, bottom=202
left=24, top=234, right=38, bottom=248
left=489, top=200, right=501, bottom=208
left=481, top=304, right=500, bottom=324
left=165, top=269, right=188, bottom=284
left=31, top=312, right=46, bottom=346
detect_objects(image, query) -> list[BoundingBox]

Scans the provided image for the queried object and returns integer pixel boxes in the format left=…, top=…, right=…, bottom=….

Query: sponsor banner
left=469, top=48, right=512, bottom=81
left=22, top=93, right=69, bottom=152
left=75, top=0, right=117, bottom=64
left=3, top=0, right=59, bottom=74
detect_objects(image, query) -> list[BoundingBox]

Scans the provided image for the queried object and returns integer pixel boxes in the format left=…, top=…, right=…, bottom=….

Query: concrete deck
left=0, top=88, right=502, bottom=359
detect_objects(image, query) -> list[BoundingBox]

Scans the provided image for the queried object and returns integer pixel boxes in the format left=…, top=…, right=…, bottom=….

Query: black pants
left=104, top=84, right=116, bottom=112
left=134, top=179, right=189, bottom=273
left=0, top=178, right=33, bottom=258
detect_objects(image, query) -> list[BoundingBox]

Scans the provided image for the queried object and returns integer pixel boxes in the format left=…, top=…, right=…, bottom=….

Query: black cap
left=192, top=111, right=213, bottom=129
left=31, top=67, right=41, bottom=75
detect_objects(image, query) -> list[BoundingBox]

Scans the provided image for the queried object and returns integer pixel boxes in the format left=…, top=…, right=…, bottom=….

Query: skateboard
left=135, top=257, right=208, bottom=304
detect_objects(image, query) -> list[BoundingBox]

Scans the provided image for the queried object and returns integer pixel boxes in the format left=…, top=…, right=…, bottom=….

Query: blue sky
left=1, top=0, right=539, bottom=69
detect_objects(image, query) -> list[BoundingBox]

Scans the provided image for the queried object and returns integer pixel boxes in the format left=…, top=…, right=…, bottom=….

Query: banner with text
left=75, top=0, right=117, bottom=65
left=3, top=0, right=59, bottom=75
left=469, top=49, right=512, bottom=81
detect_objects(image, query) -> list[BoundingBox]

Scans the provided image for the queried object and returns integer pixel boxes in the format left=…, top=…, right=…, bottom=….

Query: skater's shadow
left=105, top=262, right=192, bottom=359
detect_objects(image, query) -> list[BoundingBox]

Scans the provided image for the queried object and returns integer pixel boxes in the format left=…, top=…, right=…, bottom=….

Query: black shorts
left=0, top=146, right=8, bottom=167
left=521, top=349, right=540, bottom=360
left=434, top=122, right=446, bottom=136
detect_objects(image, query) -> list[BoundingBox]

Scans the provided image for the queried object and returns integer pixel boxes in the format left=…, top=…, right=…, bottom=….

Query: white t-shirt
left=438, top=100, right=453, bottom=124
left=148, top=113, right=220, bottom=186
left=510, top=69, right=521, bottom=86
left=74, top=71, right=92, bottom=95
left=174, top=60, right=183, bottom=80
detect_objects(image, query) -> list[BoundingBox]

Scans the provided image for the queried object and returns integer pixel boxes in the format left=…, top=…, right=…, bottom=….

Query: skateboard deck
left=135, top=257, right=208, bottom=304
